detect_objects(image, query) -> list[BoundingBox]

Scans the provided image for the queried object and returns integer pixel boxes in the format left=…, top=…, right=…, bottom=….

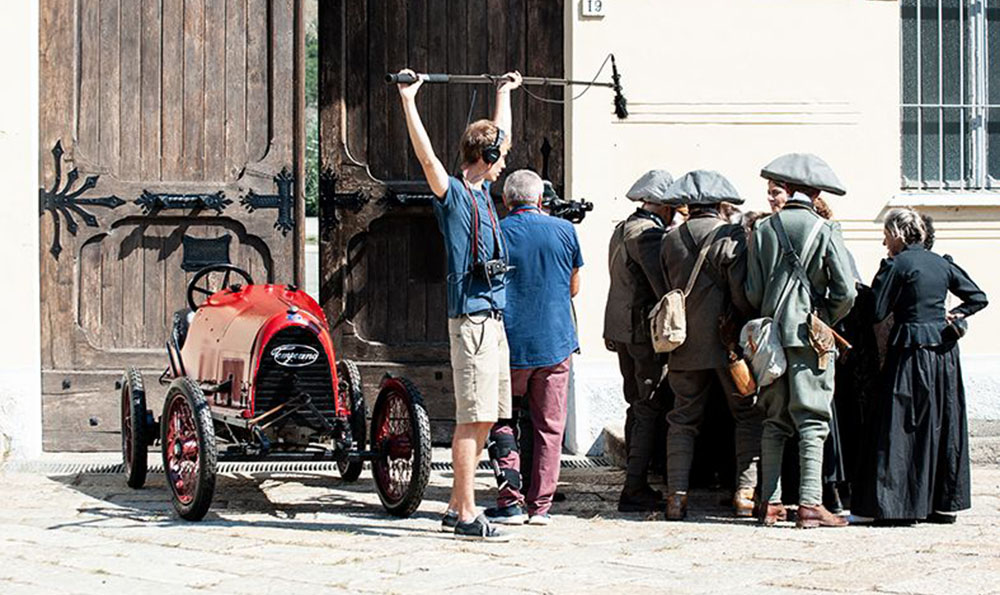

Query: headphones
left=482, top=128, right=506, bottom=165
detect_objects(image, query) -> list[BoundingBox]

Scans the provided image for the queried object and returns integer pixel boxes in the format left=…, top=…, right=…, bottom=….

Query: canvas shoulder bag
left=650, top=225, right=722, bottom=353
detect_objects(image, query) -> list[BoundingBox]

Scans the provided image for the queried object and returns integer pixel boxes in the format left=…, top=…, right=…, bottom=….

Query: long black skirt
left=852, top=341, right=971, bottom=519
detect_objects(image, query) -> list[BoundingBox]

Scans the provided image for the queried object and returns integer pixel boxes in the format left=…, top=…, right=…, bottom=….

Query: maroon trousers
left=493, top=357, right=571, bottom=516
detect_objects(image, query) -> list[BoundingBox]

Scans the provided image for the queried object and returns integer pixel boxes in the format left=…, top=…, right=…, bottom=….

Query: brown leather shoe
left=796, top=504, right=848, bottom=529
left=733, top=487, right=755, bottom=518
left=759, top=502, right=787, bottom=527
left=666, top=491, right=688, bottom=521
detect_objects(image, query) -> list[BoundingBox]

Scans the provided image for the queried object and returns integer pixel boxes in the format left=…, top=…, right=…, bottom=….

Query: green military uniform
left=603, top=170, right=673, bottom=505
left=658, top=171, right=762, bottom=504
left=746, top=155, right=857, bottom=508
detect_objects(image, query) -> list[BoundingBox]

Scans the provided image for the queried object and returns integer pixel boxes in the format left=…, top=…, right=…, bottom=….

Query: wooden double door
left=318, top=1, right=566, bottom=441
left=39, top=0, right=305, bottom=450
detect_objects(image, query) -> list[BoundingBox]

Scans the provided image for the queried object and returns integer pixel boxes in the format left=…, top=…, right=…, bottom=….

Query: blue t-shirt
left=432, top=176, right=506, bottom=318
left=500, top=207, right=584, bottom=368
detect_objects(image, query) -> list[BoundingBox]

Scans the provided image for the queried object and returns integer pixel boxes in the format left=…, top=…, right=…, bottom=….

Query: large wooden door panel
left=319, top=1, right=565, bottom=439
left=39, top=0, right=303, bottom=450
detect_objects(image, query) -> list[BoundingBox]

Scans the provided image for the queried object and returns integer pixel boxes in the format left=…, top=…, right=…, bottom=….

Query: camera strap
left=463, top=178, right=504, bottom=264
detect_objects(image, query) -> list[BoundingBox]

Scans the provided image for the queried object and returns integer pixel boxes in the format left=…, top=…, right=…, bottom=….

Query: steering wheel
left=187, top=264, right=254, bottom=311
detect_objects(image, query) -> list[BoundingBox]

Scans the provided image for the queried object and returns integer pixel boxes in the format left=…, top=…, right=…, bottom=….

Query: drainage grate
left=3, top=456, right=611, bottom=476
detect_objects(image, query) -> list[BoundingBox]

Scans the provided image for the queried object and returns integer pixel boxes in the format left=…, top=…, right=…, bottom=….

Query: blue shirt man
left=501, top=203, right=583, bottom=367
left=486, top=169, right=582, bottom=525
left=433, top=176, right=506, bottom=317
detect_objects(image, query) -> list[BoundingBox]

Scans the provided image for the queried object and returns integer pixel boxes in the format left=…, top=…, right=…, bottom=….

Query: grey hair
left=884, top=207, right=927, bottom=246
left=503, top=169, right=544, bottom=207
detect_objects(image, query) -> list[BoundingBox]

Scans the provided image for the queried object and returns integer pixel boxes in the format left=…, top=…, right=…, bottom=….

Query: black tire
left=120, top=367, right=148, bottom=489
left=370, top=376, right=432, bottom=517
left=161, top=377, right=217, bottom=521
left=336, top=360, right=366, bottom=482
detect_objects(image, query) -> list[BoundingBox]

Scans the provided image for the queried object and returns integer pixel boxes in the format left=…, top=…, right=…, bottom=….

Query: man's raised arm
left=492, top=71, right=523, bottom=137
left=396, top=69, right=449, bottom=198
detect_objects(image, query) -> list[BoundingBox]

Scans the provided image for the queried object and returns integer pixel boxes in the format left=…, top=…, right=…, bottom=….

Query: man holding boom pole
left=396, top=67, right=522, bottom=541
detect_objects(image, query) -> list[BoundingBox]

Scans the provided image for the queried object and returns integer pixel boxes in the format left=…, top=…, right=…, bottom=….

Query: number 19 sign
left=582, top=0, right=606, bottom=18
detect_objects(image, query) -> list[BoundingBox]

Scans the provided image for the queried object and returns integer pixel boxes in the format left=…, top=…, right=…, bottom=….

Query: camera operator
left=396, top=67, right=522, bottom=542
left=484, top=170, right=583, bottom=527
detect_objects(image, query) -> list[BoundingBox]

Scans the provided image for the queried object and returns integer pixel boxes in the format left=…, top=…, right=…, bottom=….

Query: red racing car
left=118, top=264, right=431, bottom=521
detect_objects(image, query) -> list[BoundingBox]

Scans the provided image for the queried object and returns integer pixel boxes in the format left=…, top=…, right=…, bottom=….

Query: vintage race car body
left=176, top=284, right=347, bottom=422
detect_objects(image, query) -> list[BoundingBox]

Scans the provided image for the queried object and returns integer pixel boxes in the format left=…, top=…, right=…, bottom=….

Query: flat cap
left=662, top=170, right=744, bottom=206
left=760, top=153, right=846, bottom=196
left=625, top=170, right=674, bottom=203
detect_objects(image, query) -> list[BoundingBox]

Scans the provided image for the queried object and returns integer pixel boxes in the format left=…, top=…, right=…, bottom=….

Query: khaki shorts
left=448, top=314, right=512, bottom=424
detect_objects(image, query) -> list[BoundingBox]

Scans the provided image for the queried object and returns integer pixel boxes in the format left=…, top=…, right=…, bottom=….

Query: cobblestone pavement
left=1, top=452, right=999, bottom=595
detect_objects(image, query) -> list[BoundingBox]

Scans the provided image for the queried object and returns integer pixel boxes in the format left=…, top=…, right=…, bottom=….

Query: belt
left=466, top=309, right=504, bottom=321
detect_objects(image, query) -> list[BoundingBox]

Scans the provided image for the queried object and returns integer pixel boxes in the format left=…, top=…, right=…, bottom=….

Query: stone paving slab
left=0, top=456, right=998, bottom=594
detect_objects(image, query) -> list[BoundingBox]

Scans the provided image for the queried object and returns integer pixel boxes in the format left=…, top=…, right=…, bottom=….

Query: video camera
left=542, top=180, right=593, bottom=224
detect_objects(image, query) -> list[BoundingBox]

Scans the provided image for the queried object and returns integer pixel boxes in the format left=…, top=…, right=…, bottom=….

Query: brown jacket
left=660, top=213, right=752, bottom=370
left=603, top=209, right=668, bottom=345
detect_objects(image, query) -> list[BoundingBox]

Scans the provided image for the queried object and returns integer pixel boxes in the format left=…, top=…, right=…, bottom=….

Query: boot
left=618, top=484, right=663, bottom=513
left=796, top=504, right=848, bottom=529
left=759, top=502, right=787, bottom=527
left=823, top=483, right=843, bottom=514
left=665, top=491, right=687, bottom=521
left=733, top=486, right=755, bottom=518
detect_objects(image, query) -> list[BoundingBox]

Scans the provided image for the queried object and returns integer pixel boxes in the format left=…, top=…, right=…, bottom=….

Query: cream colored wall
left=0, top=0, right=41, bottom=459
left=561, top=0, right=1000, bottom=447
left=567, top=0, right=998, bottom=360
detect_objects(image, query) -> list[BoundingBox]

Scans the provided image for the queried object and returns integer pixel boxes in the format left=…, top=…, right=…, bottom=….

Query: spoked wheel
left=370, top=376, right=432, bottom=517
left=120, top=367, right=149, bottom=489
left=161, top=377, right=217, bottom=521
left=336, top=360, right=366, bottom=482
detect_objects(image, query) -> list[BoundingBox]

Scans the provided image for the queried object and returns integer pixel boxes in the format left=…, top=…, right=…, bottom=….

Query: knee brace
left=487, top=424, right=521, bottom=492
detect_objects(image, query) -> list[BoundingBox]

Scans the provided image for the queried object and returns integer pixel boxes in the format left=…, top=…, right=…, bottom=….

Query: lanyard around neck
left=462, top=179, right=504, bottom=263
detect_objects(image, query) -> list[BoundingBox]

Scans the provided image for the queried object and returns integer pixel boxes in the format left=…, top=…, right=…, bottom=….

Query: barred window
left=901, top=0, right=999, bottom=190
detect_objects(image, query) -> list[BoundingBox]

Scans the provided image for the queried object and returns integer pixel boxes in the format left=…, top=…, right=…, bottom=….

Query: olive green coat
left=745, top=202, right=857, bottom=347
left=603, top=209, right=668, bottom=345
left=660, top=213, right=752, bottom=370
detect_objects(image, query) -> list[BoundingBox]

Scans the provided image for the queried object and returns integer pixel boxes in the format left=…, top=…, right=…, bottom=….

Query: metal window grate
left=901, top=0, right=999, bottom=190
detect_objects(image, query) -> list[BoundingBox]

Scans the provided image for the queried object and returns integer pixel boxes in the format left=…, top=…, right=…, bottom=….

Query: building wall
left=565, top=0, right=1000, bottom=452
left=0, top=0, right=41, bottom=460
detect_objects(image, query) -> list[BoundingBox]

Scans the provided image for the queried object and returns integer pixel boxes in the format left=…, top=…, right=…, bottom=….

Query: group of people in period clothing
left=396, top=68, right=989, bottom=541
left=605, top=156, right=989, bottom=529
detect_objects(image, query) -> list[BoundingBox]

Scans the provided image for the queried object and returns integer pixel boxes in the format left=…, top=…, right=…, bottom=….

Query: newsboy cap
left=625, top=170, right=674, bottom=203
left=760, top=153, right=846, bottom=196
left=662, top=170, right=744, bottom=206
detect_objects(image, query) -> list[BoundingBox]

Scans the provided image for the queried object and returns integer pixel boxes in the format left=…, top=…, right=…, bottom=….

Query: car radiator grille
left=254, top=326, right=337, bottom=431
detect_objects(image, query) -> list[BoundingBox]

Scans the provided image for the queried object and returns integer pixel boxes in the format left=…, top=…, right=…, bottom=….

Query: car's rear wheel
left=120, top=367, right=148, bottom=489
left=370, top=376, right=431, bottom=517
left=336, top=360, right=366, bottom=482
left=161, top=377, right=217, bottom=521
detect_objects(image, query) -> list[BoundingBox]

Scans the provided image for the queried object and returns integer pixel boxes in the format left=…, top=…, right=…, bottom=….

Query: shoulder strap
left=681, top=224, right=726, bottom=291
left=683, top=225, right=723, bottom=297
left=771, top=214, right=825, bottom=317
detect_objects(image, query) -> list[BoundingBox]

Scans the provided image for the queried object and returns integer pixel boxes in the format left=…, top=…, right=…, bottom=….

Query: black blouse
left=872, top=244, right=988, bottom=347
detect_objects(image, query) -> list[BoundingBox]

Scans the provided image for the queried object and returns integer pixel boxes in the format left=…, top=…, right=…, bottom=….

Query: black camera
left=541, top=180, right=593, bottom=224
left=472, top=258, right=511, bottom=280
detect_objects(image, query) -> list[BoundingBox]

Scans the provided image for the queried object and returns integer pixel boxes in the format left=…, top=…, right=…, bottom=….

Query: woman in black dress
left=852, top=208, right=988, bottom=523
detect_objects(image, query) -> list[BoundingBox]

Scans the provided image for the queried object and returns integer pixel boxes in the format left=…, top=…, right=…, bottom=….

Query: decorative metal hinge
left=135, top=190, right=231, bottom=214
left=38, top=140, right=125, bottom=259
left=241, top=167, right=295, bottom=235
left=319, top=167, right=370, bottom=227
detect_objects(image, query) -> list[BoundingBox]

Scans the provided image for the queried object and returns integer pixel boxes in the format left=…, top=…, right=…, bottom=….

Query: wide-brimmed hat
left=662, top=170, right=744, bottom=206
left=760, top=153, right=846, bottom=196
left=625, top=170, right=674, bottom=204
